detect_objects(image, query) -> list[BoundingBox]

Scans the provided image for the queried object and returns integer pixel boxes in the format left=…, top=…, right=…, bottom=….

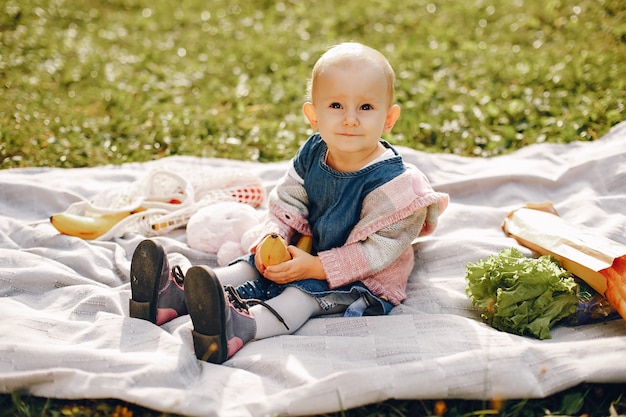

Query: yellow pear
left=257, top=234, right=292, bottom=266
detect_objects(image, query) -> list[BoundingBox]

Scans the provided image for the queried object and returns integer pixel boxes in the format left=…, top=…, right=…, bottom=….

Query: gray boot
left=129, top=239, right=187, bottom=325
left=185, top=266, right=288, bottom=364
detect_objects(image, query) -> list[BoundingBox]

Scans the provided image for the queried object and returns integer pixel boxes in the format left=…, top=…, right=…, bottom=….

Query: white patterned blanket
left=1, top=122, right=625, bottom=416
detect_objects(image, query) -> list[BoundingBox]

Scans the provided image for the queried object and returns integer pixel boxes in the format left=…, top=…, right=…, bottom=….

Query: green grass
left=1, top=383, right=625, bottom=417
left=2, top=0, right=625, bottom=169
left=1, top=0, right=626, bottom=415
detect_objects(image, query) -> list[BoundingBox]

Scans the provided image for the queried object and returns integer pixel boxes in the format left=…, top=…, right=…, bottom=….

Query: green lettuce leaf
left=465, top=247, right=578, bottom=339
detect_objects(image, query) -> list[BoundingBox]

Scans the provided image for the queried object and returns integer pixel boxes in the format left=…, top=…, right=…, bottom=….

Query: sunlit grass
left=1, top=0, right=624, bottom=169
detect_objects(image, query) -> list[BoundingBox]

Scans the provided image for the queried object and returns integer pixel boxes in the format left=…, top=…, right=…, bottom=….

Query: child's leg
left=167, top=251, right=256, bottom=288
left=213, top=260, right=258, bottom=287
left=186, top=266, right=346, bottom=364
left=252, top=286, right=324, bottom=339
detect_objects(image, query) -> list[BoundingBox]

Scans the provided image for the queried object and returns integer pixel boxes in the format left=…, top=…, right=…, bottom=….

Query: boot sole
left=129, top=240, right=164, bottom=324
left=184, top=266, right=227, bottom=364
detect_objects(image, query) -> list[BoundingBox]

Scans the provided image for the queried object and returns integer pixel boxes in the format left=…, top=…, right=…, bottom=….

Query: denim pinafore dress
left=237, top=133, right=405, bottom=316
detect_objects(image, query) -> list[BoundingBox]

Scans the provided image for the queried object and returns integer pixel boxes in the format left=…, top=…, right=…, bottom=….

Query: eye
left=330, top=102, right=342, bottom=109
left=360, top=103, right=373, bottom=110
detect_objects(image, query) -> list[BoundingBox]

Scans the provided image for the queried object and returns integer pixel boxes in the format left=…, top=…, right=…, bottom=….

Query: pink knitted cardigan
left=254, top=163, right=449, bottom=305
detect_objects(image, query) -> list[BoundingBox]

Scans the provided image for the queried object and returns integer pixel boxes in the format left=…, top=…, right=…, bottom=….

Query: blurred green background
left=2, top=0, right=624, bottom=170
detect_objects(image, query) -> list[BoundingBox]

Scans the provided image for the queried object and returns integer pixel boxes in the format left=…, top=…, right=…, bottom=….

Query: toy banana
left=50, top=210, right=140, bottom=240
left=295, top=235, right=313, bottom=253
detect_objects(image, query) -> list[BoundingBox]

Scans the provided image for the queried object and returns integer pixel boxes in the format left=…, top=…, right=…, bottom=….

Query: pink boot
left=129, top=239, right=187, bottom=325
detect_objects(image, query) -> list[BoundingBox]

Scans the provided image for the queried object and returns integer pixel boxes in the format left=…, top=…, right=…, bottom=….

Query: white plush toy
left=186, top=201, right=263, bottom=266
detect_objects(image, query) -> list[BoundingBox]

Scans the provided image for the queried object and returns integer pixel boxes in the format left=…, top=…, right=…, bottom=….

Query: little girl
left=129, top=42, right=448, bottom=364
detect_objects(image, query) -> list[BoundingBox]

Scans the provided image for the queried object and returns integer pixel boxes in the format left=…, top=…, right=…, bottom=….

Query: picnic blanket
left=1, top=121, right=626, bottom=416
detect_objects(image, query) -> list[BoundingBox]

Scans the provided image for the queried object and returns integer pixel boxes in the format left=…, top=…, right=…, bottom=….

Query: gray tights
left=214, top=261, right=326, bottom=339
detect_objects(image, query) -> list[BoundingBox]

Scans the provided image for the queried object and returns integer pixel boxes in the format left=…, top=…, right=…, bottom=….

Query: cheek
left=316, top=117, right=335, bottom=131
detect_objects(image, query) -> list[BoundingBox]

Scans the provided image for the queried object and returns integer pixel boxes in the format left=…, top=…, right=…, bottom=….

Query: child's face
left=303, top=63, right=400, bottom=165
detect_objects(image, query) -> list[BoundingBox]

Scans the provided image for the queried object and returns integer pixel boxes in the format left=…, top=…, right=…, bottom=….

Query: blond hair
left=306, top=42, right=396, bottom=106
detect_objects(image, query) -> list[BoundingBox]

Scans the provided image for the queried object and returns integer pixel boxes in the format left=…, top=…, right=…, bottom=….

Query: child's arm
left=249, top=167, right=312, bottom=252
left=262, top=208, right=426, bottom=285
left=319, top=208, right=427, bottom=288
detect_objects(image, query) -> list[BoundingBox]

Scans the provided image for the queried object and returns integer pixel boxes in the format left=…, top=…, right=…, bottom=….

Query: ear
left=383, top=104, right=401, bottom=133
left=302, top=102, right=318, bottom=130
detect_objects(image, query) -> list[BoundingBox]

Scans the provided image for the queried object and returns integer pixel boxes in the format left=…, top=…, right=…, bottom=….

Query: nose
left=343, top=110, right=359, bottom=127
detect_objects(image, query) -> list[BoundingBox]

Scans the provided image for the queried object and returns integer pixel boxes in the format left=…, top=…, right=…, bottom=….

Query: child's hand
left=253, top=248, right=267, bottom=275
left=262, top=245, right=326, bottom=284
left=254, top=233, right=292, bottom=274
